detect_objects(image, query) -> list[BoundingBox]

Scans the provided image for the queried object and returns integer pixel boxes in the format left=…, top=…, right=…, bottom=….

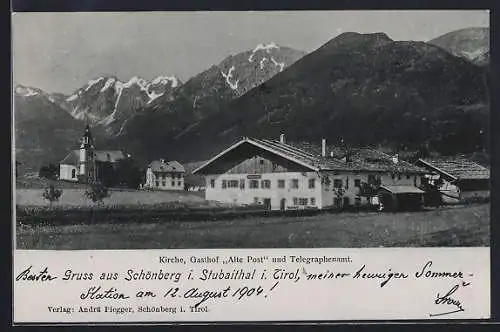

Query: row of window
left=211, top=175, right=418, bottom=190
left=292, top=197, right=316, bottom=206
left=155, top=181, right=183, bottom=187
left=155, top=173, right=183, bottom=180
left=213, top=178, right=316, bottom=190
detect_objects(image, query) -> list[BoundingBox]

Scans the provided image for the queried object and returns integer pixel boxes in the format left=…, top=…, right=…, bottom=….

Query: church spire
left=80, top=124, right=94, bottom=149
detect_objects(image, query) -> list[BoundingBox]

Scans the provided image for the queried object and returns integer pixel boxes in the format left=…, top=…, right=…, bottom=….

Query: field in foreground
left=16, top=204, right=490, bottom=249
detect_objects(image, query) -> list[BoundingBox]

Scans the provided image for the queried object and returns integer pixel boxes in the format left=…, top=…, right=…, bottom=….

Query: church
left=59, top=125, right=128, bottom=183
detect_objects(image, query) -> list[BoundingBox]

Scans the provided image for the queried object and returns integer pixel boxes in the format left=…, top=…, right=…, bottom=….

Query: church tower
left=79, top=125, right=96, bottom=183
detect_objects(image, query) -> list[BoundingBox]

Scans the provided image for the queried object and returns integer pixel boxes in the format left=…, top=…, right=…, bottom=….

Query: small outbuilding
left=378, top=185, right=425, bottom=211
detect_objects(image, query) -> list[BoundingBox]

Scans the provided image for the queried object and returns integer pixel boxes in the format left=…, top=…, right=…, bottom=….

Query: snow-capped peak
left=150, top=75, right=179, bottom=88
left=84, top=77, right=105, bottom=92
left=100, top=77, right=117, bottom=92
left=124, top=76, right=148, bottom=89
left=249, top=42, right=280, bottom=62
left=15, top=85, right=40, bottom=97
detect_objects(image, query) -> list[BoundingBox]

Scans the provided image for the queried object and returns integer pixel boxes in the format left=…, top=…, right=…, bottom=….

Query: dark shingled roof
left=417, top=158, right=490, bottom=181
left=60, top=150, right=127, bottom=165
left=149, top=160, right=185, bottom=173
left=194, top=137, right=428, bottom=174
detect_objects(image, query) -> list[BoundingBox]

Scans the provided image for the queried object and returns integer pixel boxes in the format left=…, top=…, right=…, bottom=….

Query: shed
left=378, top=185, right=425, bottom=211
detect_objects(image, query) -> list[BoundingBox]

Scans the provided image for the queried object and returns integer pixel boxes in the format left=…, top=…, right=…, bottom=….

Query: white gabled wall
left=59, top=164, right=79, bottom=182
left=204, top=172, right=322, bottom=210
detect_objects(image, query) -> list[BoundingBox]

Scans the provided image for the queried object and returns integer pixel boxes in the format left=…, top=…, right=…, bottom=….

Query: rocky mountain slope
left=14, top=85, right=87, bottom=172
left=123, top=32, right=489, bottom=163
left=111, top=44, right=306, bottom=162
left=58, top=75, right=181, bottom=135
left=428, top=27, right=489, bottom=66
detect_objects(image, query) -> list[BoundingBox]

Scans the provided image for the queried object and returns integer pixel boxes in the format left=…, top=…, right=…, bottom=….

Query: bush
left=85, top=183, right=111, bottom=205
left=42, top=185, right=63, bottom=208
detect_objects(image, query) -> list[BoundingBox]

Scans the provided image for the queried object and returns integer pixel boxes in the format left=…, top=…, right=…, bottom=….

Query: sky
left=12, top=10, right=489, bottom=94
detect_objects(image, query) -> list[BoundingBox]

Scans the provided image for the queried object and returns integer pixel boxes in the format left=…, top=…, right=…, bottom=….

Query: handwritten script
left=14, top=251, right=487, bottom=321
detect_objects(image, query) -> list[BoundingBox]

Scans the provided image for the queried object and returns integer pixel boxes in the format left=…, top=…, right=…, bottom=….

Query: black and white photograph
left=13, top=10, right=490, bottom=250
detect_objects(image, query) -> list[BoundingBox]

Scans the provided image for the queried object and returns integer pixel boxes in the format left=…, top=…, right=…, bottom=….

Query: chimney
left=160, top=158, right=165, bottom=164
left=322, top=139, right=326, bottom=157
left=280, top=134, right=285, bottom=144
left=392, top=154, right=399, bottom=164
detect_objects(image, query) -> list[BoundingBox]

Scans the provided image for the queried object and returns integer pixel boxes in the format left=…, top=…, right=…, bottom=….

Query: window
left=308, top=178, right=315, bottom=189
left=354, top=179, right=361, bottom=187
left=310, top=198, right=316, bottom=205
left=291, top=179, right=299, bottom=189
left=71, top=169, right=76, bottom=178
left=210, top=179, right=215, bottom=188
left=345, top=177, right=349, bottom=189
left=155, top=181, right=159, bottom=187
left=227, top=180, right=239, bottom=188
left=261, top=179, right=271, bottom=189
left=178, top=181, right=181, bottom=187
left=406, top=175, right=411, bottom=180
left=162, top=173, right=166, bottom=180
left=162, top=180, right=166, bottom=186
left=277, top=179, right=285, bottom=188
left=171, top=181, right=175, bottom=186
left=333, top=179, right=343, bottom=188
left=397, top=174, right=401, bottom=180
left=222, top=180, right=227, bottom=189
left=391, top=173, right=395, bottom=179
left=421, top=177, right=428, bottom=185
left=293, top=197, right=298, bottom=205
left=299, top=198, right=308, bottom=206
left=240, top=179, right=245, bottom=189
left=259, top=159, right=264, bottom=165
left=355, top=196, right=361, bottom=206
left=249, top=180, right=259, bottom=189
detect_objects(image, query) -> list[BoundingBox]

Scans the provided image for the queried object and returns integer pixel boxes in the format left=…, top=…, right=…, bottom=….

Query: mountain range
left=428, top=27, right=489, bottom=66
left=14, top=28, right=490, bottom=173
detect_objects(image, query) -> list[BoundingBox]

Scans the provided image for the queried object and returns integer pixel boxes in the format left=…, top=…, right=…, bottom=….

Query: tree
left=42, top=184, right=63, bottom=208
left=39, top=163, right=59, bottom=180
left=114, top=158, right=143, bottom=189
left=419, top=177, right=443, bottom=207
left=85, top=183, right=111, bottom=206
left=358, top=176, right=381, bottom=198
left=84, top=183, right=111, bottom=224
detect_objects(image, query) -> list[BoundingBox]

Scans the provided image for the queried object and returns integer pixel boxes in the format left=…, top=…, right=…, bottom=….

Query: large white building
left=144, top=159, right=185, bottom=190
left=192, top=136, right=429, bottom=211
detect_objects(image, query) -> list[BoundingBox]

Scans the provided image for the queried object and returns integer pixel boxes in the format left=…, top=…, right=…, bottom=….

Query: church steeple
left=79, top=124, right=96, bottom=183
left=80, top=124, right=94, bottom=149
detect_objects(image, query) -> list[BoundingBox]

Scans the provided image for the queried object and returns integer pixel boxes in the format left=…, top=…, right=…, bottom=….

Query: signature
left=429, top=282, right=469, bottom=317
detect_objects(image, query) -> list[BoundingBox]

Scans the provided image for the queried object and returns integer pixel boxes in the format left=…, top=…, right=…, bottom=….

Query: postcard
left=12, top=10, right=491, bottom=323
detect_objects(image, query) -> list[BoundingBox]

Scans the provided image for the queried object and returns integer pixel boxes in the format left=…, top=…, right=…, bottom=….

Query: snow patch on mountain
left=147, top=91, right=164, bottom=104
left=260, top=57, right=268, bottom=69
left=248, top=42, right=279, bottom=62
left=84, top=77, right=105, bottom=92
left=100, top=77, right=117, bottom=93
left=460, top=47, right=489, bottom=61
left=221, top=66, right=239, bottom=90
left=15, top=86, right=39, bottom=97
left=150, top=76, right=179, bottom=88
left=271, top=57, right=285, bottom=72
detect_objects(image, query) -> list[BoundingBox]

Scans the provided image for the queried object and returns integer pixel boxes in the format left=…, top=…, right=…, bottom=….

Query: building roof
left=148, top=160, right=185, bottom=173
left=379, top=185, right=425, bottom=194
left=193, top=137, right=428, bottom=174
left=60, top=150, right=127, bottom=165
left=417, top=158, right=490, bottom=181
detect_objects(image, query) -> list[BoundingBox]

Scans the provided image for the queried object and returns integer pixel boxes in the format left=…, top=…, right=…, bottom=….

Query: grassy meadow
left=16, top=203, right=490, bottom=249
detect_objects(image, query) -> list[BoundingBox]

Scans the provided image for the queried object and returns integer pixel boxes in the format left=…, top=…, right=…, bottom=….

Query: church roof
left=60, top=150, right=127, bottom=165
